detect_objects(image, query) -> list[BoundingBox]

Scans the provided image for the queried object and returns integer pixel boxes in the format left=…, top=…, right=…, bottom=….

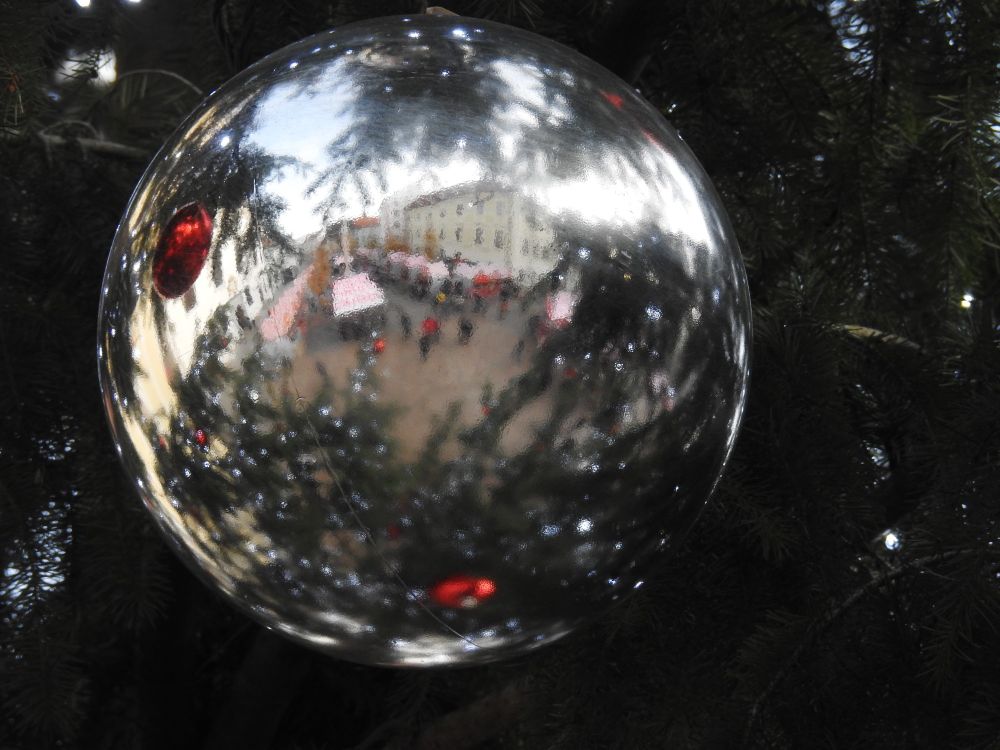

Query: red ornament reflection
left=600, top=90, right=624, bottom=109
left=373, top=337, right=386, bottom=354
left=152, top=203, right=213, bottom=298
left=429, top=575, right=497, bottom=608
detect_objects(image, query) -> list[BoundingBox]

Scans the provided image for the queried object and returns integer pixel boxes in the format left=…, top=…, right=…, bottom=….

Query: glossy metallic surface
left=98, top=15, right=751, bottom=666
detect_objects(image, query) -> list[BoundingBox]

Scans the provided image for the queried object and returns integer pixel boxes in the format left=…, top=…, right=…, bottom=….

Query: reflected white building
left=381, top=183, right=558, bottom=283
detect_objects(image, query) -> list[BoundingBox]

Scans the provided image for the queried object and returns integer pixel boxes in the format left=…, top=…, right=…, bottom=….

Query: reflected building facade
left=397, top=184, right=556, bottom=282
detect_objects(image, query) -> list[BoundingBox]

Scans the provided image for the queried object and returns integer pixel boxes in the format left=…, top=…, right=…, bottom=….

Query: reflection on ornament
left=599, top=90, right=624, bottom=109
left=98, top=15, right=751, bottom=667
left=429, top=575, right=498, bottom=609
left=151, top=203, right=212, bottom=298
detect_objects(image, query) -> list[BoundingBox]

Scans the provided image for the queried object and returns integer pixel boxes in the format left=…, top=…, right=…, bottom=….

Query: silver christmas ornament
left=98, top=14, right=751, bottom=666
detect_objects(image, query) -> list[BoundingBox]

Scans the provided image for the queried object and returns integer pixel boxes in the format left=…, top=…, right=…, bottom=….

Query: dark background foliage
left=1, top=0, right=999, bottom=748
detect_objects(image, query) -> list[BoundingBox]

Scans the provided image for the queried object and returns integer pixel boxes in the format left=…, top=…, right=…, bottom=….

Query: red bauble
left=152, top=203, right=213, bottom=298
left=194, top=428, right=207, bottom=447
left=373, top=337, right=386, bottom=354
left=429, top=574, right=497, bottom=608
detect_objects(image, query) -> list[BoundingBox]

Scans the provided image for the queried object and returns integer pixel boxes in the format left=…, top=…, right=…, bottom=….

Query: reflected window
left=475, top=227, right=483, bottom=245
left=455, top=227, right=463, bottom=242
left=494, top=229, right=504, bottom=248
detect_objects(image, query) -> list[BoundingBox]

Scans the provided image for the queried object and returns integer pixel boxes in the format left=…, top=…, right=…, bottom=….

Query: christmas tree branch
left=832, top=323, right=922, bottom=352
left=39, top=119, right=100, bottom=140
left=115, top=68, right=204, bottom=96
left=589, top=0, right=670, bottom=85
left=2, top=131, right=148, bottom=159
left=743, top=548, right=1000, bottom=745
left=202, top=628, right=310, bottom=750
left=406, top=679, right=536, bottom=750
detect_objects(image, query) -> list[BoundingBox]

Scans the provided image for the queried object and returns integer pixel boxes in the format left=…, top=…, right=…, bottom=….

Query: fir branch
left=202, top=629, right=310, bottom=750
left=1, top=131, right=148, bottom=159
left=407, top=679, right=535, bottom=750
left=588, top=0, right=671, bottom=84
left=743, top=547, right=1000, bottom=746
left=38, top=119, right=100, bottom=139
left=832, top=323, right=922, bottom=352
left=113, top=68, right=203, bottom=97
left=348, top=716, right=406, bottom=750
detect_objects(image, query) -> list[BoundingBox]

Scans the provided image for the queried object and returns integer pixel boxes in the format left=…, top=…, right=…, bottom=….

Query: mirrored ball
left=98, top=15, right=751, bottom=666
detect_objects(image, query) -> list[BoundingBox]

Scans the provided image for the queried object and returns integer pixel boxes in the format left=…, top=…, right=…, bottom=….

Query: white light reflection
left=499, top=133, right=516, bottom=159
left=56, top=48, right=117, bottom=86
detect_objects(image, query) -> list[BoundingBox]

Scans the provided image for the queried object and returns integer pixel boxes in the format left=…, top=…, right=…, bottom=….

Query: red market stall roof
left=261, top=276, right=308, bottom=341
left=546, top=290, right=578, bottom=326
